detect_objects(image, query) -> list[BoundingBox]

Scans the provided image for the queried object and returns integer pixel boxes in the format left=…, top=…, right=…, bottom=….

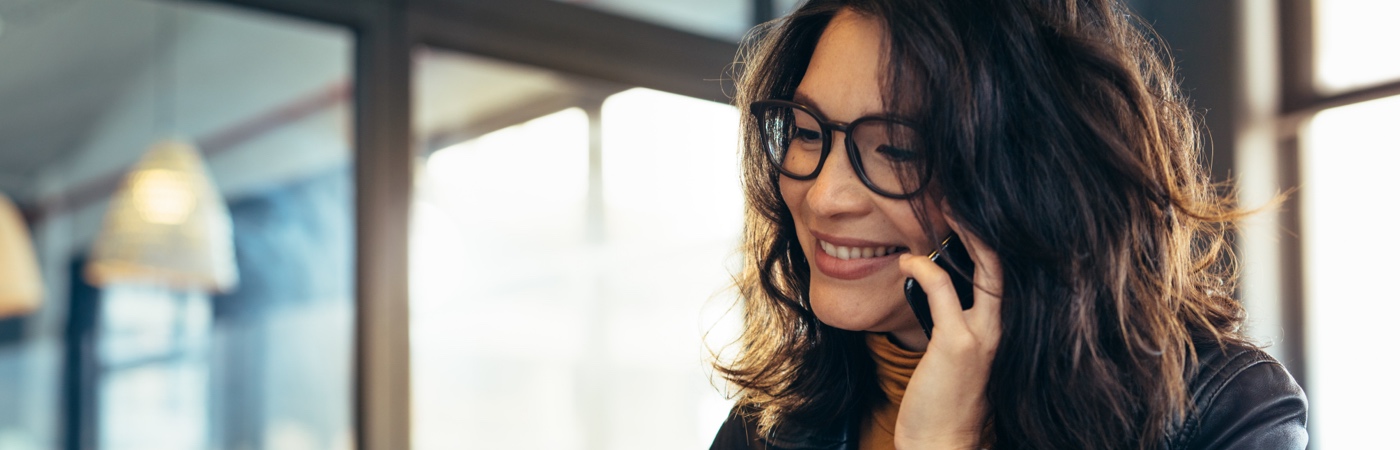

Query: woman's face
left=781, top=9, right=949, bottom=340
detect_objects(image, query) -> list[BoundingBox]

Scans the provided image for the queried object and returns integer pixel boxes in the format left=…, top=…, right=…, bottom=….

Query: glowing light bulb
left=132, top=168, right=195, bottom=225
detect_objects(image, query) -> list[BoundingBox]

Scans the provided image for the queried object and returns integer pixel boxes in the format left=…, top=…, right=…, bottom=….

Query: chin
left=807, top=276, right=907, bottom=332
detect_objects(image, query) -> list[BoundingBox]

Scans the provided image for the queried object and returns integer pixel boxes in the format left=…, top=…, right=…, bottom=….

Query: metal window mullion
left=353, top=1, right=414, bottom=449
left=1275, top=136, right=1307, bottom=390
left=1278, top=0, right=1315, bottom=113
left=406, top=0, right=738, bottom=104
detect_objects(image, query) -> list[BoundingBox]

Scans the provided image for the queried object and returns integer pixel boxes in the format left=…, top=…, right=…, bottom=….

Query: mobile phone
left=902, top=234, right=976, bottom=338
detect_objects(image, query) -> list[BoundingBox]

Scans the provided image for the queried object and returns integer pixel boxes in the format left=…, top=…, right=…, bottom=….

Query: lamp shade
left=0, top=193, right=43, bottom=318
left=86, top=139, right=238, bottom=293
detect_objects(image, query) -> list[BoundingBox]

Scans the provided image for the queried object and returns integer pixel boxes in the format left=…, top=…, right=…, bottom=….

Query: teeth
left=818, top=240, right=901, bottom=260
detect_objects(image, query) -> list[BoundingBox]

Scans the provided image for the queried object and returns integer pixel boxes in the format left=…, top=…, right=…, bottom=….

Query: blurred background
left=0, top=0, right=1392, bottom=449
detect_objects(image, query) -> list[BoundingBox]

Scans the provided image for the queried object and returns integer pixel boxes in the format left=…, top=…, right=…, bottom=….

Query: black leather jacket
left=710, top=341, right=1308, bottom=450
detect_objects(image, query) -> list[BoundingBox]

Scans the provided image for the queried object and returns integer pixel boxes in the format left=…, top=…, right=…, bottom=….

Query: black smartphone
left=902, top=234, right=976, bottom=338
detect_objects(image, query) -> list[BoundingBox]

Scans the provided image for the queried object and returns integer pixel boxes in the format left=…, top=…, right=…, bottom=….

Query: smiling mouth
left=817, top=240, right=909, bottom=260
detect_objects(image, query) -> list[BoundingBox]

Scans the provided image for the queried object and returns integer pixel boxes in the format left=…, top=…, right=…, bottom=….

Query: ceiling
left=0, top=0, right=600, bottom=205
left=0, top=0, right=165, bottom=196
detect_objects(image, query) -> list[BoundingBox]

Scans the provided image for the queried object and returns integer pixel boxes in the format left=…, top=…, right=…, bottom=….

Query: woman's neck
left=887, top=327, right=930, bottom=352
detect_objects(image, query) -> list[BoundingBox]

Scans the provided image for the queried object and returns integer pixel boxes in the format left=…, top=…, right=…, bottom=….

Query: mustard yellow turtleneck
left=861, top=332, right=924, bottom=450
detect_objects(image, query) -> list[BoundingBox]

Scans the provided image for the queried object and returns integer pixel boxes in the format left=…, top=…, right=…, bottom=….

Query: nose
left=805, top=134, right=872, bottom=218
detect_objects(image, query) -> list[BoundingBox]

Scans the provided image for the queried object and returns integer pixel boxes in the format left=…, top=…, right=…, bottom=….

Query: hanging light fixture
left=0, top=192, right=43, bottom=318
left=85, top=2, right=237, bottom=293
left=86, top=139, right=238, bottom=293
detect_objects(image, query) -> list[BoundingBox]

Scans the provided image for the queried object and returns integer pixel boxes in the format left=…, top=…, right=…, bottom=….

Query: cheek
left=882, top=197, right=947, bottom=251
left=778, top=178, right=805, bottom=215
left=778, top=178, right=809, bottom=231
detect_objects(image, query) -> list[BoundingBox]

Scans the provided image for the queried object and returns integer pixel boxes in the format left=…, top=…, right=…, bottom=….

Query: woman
left=709, top=0, right=1308, bottom=449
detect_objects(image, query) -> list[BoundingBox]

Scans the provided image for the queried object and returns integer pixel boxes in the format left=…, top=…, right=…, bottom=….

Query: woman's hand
left=894, top=213, right=1004, bottom=450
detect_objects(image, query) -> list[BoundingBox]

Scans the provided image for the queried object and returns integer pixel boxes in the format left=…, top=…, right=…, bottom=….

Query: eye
left=875, top=145, right=917, bottom=162
left=794, top=127, right=822, bottom=143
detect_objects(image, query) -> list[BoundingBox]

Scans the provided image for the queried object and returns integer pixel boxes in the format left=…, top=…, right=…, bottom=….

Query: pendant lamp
left=0, top=193, right=43, bottom=318
left=86, top=139, right=238, bottom=293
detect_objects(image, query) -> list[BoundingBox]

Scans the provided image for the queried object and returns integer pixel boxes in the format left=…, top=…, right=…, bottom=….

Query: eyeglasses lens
left=852, top=120, right=924, bottom=196
left=758, top=105, right=823, bottom=177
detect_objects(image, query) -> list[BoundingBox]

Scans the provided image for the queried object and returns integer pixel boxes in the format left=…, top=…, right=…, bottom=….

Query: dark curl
left=714, top=0, right=1252, bottom=449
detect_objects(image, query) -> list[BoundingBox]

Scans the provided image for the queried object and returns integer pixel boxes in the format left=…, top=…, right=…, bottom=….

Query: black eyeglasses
left=750, top=99, right=929, bottom=199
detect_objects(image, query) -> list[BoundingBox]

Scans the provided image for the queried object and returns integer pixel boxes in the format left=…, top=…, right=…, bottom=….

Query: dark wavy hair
left=714, top=0, right=1253, bottom=448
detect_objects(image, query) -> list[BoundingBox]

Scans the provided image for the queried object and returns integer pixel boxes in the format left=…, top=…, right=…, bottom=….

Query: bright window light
left=601, top=88, right=743, bottom=243
left=1302, top=95, right=1400, bottom=449
left=412, top=89, right=742, bottom=450
left=1314, top=0, right=1400, bottom=92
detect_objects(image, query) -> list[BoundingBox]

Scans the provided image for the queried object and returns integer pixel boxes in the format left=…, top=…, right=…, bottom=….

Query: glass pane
left=1302, top=95, right=1400, bottom=449
left=0, top=1, right=354, bottom=449
left=100, top=359, right=208, bottom=449
left=98, top=287, right=205, bottom=364
left=412, top=49, right=742, bottom=450
left=1314, top=0, right=1400, bottom=92
left=556, top=0, right=751, bottom=41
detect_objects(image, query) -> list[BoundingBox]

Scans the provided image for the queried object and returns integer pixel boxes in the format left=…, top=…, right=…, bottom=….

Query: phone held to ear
left=903, top=234, right=976, bottom=338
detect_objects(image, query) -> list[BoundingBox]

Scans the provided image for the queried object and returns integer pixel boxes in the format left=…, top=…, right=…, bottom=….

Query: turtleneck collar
left=867, top=332, right=924, bottom=406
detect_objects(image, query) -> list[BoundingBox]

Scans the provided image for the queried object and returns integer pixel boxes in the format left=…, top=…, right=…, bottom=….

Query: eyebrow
left=791, top=90, right=826, bottom=117
left=791, top=90, right=904, bottom=122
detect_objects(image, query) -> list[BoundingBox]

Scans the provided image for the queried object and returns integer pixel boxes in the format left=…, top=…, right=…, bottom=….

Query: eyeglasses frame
left=749, top=99, right=928, bottom=199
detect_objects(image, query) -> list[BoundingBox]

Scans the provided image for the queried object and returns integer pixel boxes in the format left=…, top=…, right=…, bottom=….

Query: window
left=1312, top=0, right=1400, bottom=93
left=97, top=287, right=210, bottom=450
left=1289, top=2, right=1400, bottom=448
left=411, top=50, right=742, bottom=450
left=1301, top=96, right=1400, bottom=449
